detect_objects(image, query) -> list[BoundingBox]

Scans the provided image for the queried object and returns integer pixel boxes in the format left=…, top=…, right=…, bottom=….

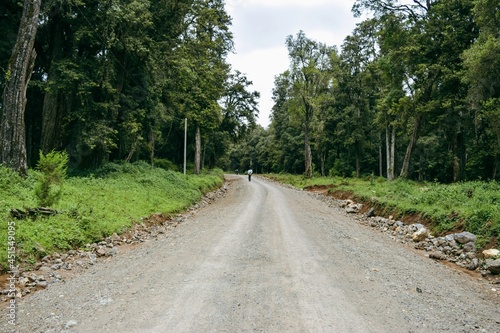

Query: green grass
left=0, top=162, right=224, bottom=272
left=266, top=173, right=500, bottom=248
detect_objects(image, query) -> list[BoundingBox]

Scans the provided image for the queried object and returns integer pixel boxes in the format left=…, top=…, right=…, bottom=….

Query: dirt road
left=2, top=175, right=499, bottom=332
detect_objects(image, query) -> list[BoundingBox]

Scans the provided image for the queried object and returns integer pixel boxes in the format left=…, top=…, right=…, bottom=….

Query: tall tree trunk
left=379, top=132, right=383, bottom=177
left=492, top=128, right=500, bottom=180
left=355, top=142, right=361, bottom=178
left=400, top=115, right=421, bottom=179
left=149, top=130, right=155, bottom=166
left=41, top=5, right=65, bottom=153
left=0, top=0, right=41, bottom=176
left=452, top=130, right=465, bottom=183
left=125, top=138, right=138, bottom=163
left=304, top=123, right=312, bottom=178
left=194, top=125, right=201, bottom=175
left=386, top=125, right=396, bottom=180
left=391, top=127, right=396, bottom=179
left=320, top=151, right=326, bottom=177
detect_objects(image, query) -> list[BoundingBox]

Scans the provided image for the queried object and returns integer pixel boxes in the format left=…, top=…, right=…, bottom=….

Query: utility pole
left=183, top=118, right=187, bottom=175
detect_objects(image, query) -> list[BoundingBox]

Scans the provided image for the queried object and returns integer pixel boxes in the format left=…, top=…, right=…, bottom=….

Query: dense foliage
left=235, top=0, right=499, bottom=182
left=1, top=0, right=499, bottom=181
left=0, top=0, right=258, bottom=173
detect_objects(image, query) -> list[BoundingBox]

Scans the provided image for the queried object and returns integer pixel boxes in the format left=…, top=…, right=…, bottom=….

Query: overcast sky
left=226, top=0, right=367, bottom=128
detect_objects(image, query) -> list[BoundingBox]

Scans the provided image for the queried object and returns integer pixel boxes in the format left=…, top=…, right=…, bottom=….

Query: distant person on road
left=248, top=168, right=253, bottom=182
left=235, top=169, right=239, bottom=175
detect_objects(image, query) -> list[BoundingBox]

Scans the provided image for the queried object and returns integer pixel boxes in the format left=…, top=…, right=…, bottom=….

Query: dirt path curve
left=2, top=175, right=499, bottom=333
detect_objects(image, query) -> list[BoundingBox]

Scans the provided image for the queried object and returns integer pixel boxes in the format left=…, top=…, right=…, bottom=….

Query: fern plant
left=34, top=150, right=68, bottom=207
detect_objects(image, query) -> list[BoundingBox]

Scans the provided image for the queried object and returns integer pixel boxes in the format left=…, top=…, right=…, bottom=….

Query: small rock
left=64, top=320, right=77, bottom=329
left=453, top=231, right=476, bottom=244
left=466, top=258, right=479, bottom=270
left=430, top=252, right=447, bottom=260
left=18, top=277, right=29, bottom=287
left=462, top=242, right=476, bottom=253
left=485, top=259, right=500, bottom=274
left=365, top=208, right=375, bottom=217
left=38, top=266, right=52, bottom=275
left=483, top=249, right=500, bottom=259
left=412, top=227, right=429, bottom=242
left=411, top=223, right=425, bottom=231
left=106, top=248, right=118, bottom=257
left=37, top=281, right=48, bottom=289
left=346, top=203, right=362, bottom=214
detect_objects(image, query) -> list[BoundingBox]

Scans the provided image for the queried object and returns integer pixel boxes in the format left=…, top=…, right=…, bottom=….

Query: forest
left=1, top=0, right=499, bottom=183
left=1, top=0, right=259, bottom=175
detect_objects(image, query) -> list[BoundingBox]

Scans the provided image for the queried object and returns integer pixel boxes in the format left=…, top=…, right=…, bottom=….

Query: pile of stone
left=309, top=192, right=500, bottom=278
left=337, top=198, right=500, bottom=277
left=1, top=215, right=185, bottom=301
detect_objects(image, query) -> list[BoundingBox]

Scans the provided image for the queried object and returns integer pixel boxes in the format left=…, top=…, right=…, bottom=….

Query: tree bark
left=379, top=132, right=383, bottom=177
left=320, top=151, right=326, bottom=177
left=304, top=124, right=312, bottom=178
left=149, top=130, right=155, bottom=166
left=41, top=4, right=66, bottom=153
left=0, top=0, right=41, bottom=176
left=355, top=142, right=361, bottom=178
left=400, top=115, right=421, bottom=179
left=125, top=138, right=138, bottom=163
left=386, top=125, right=396, bottom=180
left=194, top=125, right=201, bottom=175
left=495, top=129, right=500, bottom=180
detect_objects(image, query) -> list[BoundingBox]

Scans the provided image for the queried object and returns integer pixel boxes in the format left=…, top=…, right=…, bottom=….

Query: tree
left=34, top=150, right=68, bottom=207
left=219, top=70, right=260, bottom=141
left=0, top=0, right=41, bottom=176
left=273, top=72, right=304, bottom=174
left=462, top=0, right=500, bottom=179
left=336, top=20, right=379, bottom=178
left=354, top=0, right=477, bottom=181
left=286, top=31, right=335, bottom=178
left=174, top=0, right=233, bottom=174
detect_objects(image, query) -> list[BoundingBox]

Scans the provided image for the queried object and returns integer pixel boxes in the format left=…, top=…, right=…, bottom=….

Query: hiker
left=248, top=168, right=253, bottom=181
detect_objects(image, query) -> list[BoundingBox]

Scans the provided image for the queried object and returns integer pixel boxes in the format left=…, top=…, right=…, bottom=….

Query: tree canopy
left=0, top=0, right=258, bottom=174
left=233, top=0, right=498, bottom=182
left=1, top=0, right=499, bottom=182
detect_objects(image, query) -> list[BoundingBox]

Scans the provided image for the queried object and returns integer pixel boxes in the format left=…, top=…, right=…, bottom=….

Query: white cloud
left=228, top=47, right=289, bottom=126
left=228, top=0, right=339, bottom=9
left=226, top=0, right=365, bottom=128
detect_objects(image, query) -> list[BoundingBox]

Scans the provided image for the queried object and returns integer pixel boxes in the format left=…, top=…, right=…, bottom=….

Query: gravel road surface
left=2, top=175, right=499, bottom=332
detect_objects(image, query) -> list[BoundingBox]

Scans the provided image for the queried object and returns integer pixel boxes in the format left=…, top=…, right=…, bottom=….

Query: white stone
left=482, top=249, right=500, bottom=259
left=412, top=228, right=429, bottom=242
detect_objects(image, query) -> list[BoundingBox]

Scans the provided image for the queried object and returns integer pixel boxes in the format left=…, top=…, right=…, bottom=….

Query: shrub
left=34, top=150, right=68, bottom=207
left=153, top=158, right=179, bottom=172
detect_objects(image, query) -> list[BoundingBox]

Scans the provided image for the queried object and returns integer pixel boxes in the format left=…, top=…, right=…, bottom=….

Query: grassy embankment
left=266, top=174, right=500, bottom=249
left=0, top=162, right=224, bottom=272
